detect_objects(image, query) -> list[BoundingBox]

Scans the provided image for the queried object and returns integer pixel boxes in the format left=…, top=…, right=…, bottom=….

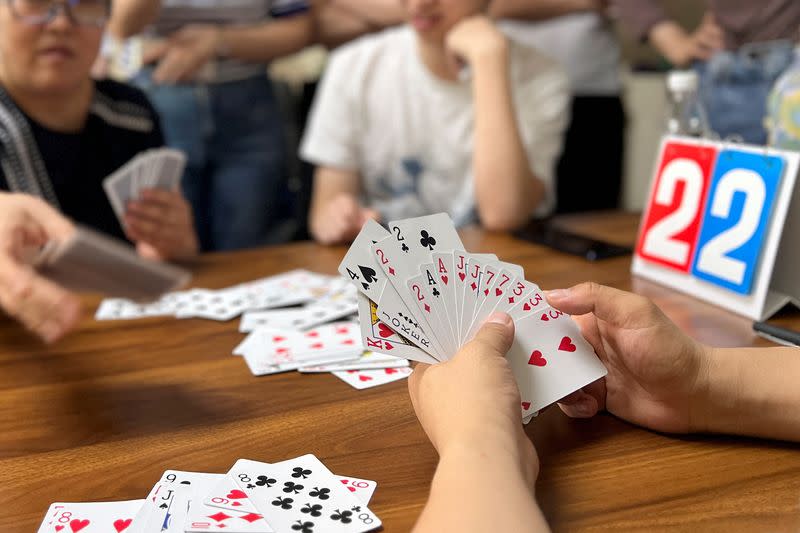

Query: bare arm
left=696, top=347, right=800, bottom=442
left=489, top=0, right=602, bottom=21
left=308, top=166, right=380, bottom=245
left=314, top=0, right=405, bottom=48
left=107, top=0, right=162, bottom=39
left=219, top=13, right=314, bottom=63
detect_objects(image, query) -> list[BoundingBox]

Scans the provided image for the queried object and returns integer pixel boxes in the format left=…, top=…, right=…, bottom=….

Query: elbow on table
left=480, top=209, right=530, bottom=233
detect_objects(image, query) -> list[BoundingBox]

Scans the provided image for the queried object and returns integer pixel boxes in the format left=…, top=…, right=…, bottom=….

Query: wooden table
left=2, top=212, right=800, bottom=532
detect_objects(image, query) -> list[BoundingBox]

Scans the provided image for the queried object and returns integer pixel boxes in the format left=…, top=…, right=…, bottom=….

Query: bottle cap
left=667, top=70, right=699, bottom=93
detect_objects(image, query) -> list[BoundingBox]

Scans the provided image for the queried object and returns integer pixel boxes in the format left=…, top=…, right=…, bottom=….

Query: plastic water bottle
left=666, top=70, right=710, bottom=137
left=766, top=48, right=800, bottom=151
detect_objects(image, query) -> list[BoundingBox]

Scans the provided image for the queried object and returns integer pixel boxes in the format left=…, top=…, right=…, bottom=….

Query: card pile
left=103, top=148, right=187, bottom=229
left=36, top=454, right=381, bottom=533
left=338, top=214, right=608, bottom=420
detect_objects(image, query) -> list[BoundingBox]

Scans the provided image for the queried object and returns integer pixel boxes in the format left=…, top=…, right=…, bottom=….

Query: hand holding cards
left=35, top=225, right=190, bottom=300
left=339, top=213, right=608, bottom=417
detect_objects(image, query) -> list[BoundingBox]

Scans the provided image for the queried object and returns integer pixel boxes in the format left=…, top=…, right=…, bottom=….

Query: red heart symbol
left=521, top=402, right=531, bottom=411
left=483, top=289, right=489, bottom=296
left=528, top=350, right=547, bottom=367
left=232, top=502, right=242, bottom=507
left=441, top=275, right=448, bottom=285
left=306, top=331, right=319, bottom=338
left=272, top=336, right=286, bottom=343
left=347, top=486, right=356, bottom=492
left=114, top=519, right=132, bottom=532
left=495, top=288, right=502, bottom=297
left=71, top=519, right=91, bottom=533
left=341, top=339, right=355, bottom=345
left=540, top=314, right=549, bottom=321
left=359, top=375, right=373, bottom=382
left=385, top=368, right=398, bottom=374
left=384, top=341, right=394, bottom=351
left=55, top=527, right=64, bottom=532
left=558, top=336, right=577, bottom=352
left=277, top=347, right=289, bottom=354
left=228, top=489, right=247, bottom=499
left=336, top=326, right=350, bottom=334
left=340, top=479, right=348, bottom=484
left=310, top=343, right=324, bottom=350
left=458, top=272, right=466, bottom=281
left=378, top=323, right=394, bottom=338
left=523, top=303, right=531, bottom=311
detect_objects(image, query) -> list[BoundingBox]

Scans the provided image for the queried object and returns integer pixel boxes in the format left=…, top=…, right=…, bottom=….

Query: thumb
left=470, top=312, right=515, bottom=356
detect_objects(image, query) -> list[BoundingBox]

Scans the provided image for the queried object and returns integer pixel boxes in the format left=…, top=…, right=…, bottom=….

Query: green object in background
left=767, top=49, right=800, bottom=151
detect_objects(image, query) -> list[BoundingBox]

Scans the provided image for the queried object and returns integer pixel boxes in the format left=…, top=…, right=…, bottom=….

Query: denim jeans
left=134, top=71, right=293, bottom=251
left=696, top=40, right=795, bottom=145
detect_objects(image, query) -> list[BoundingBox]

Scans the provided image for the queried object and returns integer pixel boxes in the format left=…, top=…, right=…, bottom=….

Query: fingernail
left=486, top=312, right=512, bottom=327
left=546, top=288, right=570, bottom=300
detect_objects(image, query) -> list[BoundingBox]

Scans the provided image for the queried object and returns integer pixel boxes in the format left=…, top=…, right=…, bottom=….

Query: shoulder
left=326, top=26, right=413, bottom=80
left=90, top=79, right=161, bottom=135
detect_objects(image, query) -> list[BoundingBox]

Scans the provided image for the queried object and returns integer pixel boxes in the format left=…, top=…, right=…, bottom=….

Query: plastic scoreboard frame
left=632, top=135, right=800, bottom=320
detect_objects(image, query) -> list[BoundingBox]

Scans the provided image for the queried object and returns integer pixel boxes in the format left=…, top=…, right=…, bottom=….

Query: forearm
left=490, top=0, right=599, bottom=21
left=413, top=439, right=547, bottom=533
left=328, top=0, right=405, bottom=28
left=649, top=20, right=693, bottom=67
left=693, top=347, right=800, bottom=442
left=472, top=49, right=543, bottom=231
left=219, top=14, right=314, bottom=63
left=107, top=0, right=161, bottom=39
left=314, top=4, right=374, bottom=48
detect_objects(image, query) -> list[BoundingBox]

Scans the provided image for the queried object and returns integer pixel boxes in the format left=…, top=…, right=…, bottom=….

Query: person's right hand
left=548, top=283, right=711, bottom=434
left=652, top=13, right=724, bottom=67
left=312, top=193, right=380, bottom=246
left=0, top=193, right=81, bottom=343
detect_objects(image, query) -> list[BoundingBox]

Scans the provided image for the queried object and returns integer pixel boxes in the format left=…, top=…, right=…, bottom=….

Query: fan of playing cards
left=339, top=214, right=608, bottom=420
left=36, top=454, right=381, bottom=533
left=103, top=148, right=187, bottom=228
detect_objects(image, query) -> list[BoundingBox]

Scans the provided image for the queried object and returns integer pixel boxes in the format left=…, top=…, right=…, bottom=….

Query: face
left=403, top=0, right=489, bottom=44
left=0, top=0, right=104, bottom=95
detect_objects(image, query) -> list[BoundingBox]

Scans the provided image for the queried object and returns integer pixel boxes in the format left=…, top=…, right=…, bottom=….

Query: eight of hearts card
left=340, top=214, right=608, bottom=415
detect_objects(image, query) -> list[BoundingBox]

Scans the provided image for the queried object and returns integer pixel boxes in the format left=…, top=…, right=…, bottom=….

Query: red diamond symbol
left=209, top=512, right=232, bottom=523
left=470, top=282, right=477, bottom=291
left=424, top=304, right=430, bottom=313
left=240, top=514, right=262, bottom=523
left=389, top=267, right=395, bottom=276
left=508, top=297, right=515, bottom=304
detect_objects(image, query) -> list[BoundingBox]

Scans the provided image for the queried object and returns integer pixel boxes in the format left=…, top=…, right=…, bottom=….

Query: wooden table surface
left=2, top=212, right=799, bottom=532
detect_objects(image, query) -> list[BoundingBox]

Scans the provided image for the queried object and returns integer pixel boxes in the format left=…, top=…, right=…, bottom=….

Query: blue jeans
left=696, top=40, right=795, bottom=145
left=134, top=71, right=292, bottom=251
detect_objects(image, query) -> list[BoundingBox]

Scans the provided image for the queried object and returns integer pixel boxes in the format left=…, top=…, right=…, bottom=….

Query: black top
left=0, top=80, right=164, bottom=241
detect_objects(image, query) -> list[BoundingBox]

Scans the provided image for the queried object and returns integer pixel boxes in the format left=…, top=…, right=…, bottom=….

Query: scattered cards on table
left=103, top=148, right=187, bottom=229
left=36, top=455, right=380, bottom=533
left=338, top=213, right=609, bottom=420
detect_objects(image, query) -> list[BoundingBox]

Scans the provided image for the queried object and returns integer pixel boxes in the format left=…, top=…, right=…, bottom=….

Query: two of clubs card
left=36, top=455, right=380, bottom=533
left=338, top=213, right=608, bottom=419
left=103, top=148, right=187, bottom=230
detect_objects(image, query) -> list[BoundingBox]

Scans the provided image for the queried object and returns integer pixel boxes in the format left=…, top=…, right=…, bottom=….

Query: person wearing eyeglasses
left=0, top=0, right=199, bottom=261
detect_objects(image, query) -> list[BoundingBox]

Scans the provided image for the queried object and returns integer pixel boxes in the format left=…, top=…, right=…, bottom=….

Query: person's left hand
left=150, top=24, right=222, bottom=84
left=124, top=189, right=199, bottom=261
left=445, top=15, right=508, bottom=71
left=408, top=313, right=538, bottom=486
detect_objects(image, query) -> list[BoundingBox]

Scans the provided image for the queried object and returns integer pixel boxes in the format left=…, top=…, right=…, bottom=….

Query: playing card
left=458, top=255, right=494, bottom=344
left=507, top=308, right=607, bottom=416
left=356, top=293, right=438, bottom=364
left=298, top=352, right=409, bottom=373
left=332, top=367, right=413, bottom=390
left=240, top=298, right=358, bottom=333
left=35, top=225, right=191, bottom=300
left=128, top=470, right=199, bottom=533
left=231, top=455, right=381, bottom=533
left=36, top=500, right=143, bottom=533
left=406, top=268, right=455, bottom=358
left=463, top=268, right=520, bottom=343
left=507, top=280, right=550, bottom=322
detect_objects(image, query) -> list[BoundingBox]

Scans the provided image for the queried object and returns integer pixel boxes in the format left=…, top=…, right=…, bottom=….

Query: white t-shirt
left=300, top=26, right=570, bottom=226
left=499, top=13, right=621, bottom=96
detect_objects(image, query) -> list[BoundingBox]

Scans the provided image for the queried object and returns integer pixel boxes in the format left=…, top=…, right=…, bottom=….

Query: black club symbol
left=330, top=509, right=353, bottom=524
left=291, top=467, right=312, bottom=479
left=351, top=506, right=362, bottom=512
left=291, top=520, right=315, bottom=533
left=301, top=503, right=323, bottom=517
left=401, top=243, right=409, bottom=253
left=255, top=476, right=276, bottom=487
left=309, top=487, right=330, bottom=500
left=283, top=481, right=304, bottom=494
left=432, top=288, right=440, bottom=297
left=420, top=231, right=437, bottom=251
left=272, top=497, right=294, bottom=509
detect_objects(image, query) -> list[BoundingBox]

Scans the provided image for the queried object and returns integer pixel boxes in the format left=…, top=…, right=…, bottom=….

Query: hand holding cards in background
left=312, top=193, right=381, bottom=246
left=0, top=192, right=81, bottom=344
left=408, top=312, right=539, bottom=484
left=548, top=283, right=709, bottom=434
left=125, top=189, right=199, bottom=260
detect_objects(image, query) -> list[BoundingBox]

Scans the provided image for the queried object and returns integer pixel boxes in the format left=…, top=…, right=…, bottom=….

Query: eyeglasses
left=6, top=0, right=110, bottom=27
